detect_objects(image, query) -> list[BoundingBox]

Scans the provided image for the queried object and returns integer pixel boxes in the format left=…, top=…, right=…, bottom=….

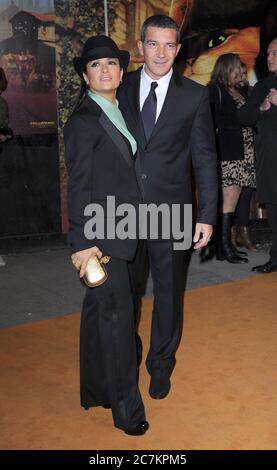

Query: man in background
left=238, top=38, right=277, bottom=273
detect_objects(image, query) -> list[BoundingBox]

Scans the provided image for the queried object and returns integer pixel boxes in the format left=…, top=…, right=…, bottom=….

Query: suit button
left=141, top=173, right=147, bottom=180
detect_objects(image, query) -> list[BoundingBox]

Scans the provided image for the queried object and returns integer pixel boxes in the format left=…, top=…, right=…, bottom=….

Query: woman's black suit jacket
left=64, top=95, right=142, bottom=261
left=208, top=83, right=244, bottom=162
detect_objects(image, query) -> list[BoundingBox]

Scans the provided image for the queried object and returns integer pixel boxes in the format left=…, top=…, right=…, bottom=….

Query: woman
left=64, top=35, right=148, bottom=435
left=208, top=53, right=256, bottom=263
left=231, top=62, right=257, bottom=252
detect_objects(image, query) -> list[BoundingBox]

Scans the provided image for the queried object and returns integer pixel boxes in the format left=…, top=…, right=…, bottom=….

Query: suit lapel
left=125, top=68, right=147, bottom=148
left=83, top=96, right=133, bottom=168
left=99, top=112, right=133, bottom=168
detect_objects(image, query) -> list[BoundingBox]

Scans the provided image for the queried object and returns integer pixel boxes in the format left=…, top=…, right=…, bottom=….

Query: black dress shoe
left=149, top=373, right=171, bottom=399
left=252, top=260, right=277, bottom=273
left=124, top=420, right=149, bottom=436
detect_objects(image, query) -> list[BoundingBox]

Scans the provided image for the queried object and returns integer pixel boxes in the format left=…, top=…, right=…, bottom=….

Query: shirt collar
left=141, top=65, right=173, bottom=93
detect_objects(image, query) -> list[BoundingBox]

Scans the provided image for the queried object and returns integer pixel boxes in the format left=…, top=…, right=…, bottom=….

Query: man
left=239, top=37, right=277, bottom=273
left=118, top=15, right=217, bottom=399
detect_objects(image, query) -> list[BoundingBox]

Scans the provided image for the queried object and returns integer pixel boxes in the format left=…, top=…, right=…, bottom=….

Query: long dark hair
left=72, top=81, right=87, bottom=112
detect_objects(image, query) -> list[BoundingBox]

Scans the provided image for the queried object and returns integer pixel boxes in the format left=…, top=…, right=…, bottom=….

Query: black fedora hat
left=73, top=35, right=130, bottom=77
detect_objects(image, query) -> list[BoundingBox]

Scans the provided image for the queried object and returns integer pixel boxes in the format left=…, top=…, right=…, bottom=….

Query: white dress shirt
left=139, top=66, right=173, bottom=122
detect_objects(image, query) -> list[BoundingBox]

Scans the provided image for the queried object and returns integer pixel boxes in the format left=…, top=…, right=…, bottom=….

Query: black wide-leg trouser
left=80, top=257, right=146, bottom=430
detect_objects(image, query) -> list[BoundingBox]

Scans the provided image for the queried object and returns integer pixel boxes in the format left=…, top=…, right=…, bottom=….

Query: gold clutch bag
left=83, top=255, right=111, bottom=288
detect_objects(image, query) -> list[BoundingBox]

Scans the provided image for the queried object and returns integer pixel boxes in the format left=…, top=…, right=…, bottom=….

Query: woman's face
left=83, top=57, right=123, bottom=98
left=228, top=65, right=243, bottom=87
left=238, top=69, right=248, bottom=87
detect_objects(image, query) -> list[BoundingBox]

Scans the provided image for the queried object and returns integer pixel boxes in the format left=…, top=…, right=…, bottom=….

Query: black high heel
left=216, top=213, right=248, bottom=263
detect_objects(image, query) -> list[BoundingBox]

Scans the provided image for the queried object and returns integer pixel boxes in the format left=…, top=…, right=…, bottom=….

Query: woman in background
left=208, top=53, right=256, bottom=263
left=232, top=62, right=257, bottom=252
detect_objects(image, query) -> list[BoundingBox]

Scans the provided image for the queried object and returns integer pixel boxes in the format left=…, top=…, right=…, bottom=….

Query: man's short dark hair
left=140, top=15, right=180, bottom=43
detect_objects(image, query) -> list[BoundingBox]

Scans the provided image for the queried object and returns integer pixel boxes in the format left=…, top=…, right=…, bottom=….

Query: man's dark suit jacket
left=238, top=72, right=277, bottom=204
left=117, top=68, right=218, bottom=227
left=64, top=96, right=141, bottom=260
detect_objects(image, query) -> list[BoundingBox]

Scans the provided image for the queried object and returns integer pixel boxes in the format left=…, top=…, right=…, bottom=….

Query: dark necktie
left=141, top=81, right=158, bottom=141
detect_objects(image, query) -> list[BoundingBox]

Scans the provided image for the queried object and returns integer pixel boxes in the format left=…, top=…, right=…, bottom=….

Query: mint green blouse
left=88, top=91, right=137, bottom=155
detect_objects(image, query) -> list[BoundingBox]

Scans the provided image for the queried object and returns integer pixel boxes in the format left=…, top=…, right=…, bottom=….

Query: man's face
left=138, top=26, right=181, bottom=80
left=267, top=39, right=277, bottom=73
left=182, top=27, right=260, bottom=85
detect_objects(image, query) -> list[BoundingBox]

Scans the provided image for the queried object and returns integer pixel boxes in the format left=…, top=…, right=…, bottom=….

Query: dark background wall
left=0, top=0, right=60, bottom=246
left=0, top=135, right=60, bottom=238
left=0, top=0, right=276, bottom=248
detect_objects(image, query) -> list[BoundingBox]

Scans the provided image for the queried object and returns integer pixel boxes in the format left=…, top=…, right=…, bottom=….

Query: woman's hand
left=71, top=246, right=103, bottom=278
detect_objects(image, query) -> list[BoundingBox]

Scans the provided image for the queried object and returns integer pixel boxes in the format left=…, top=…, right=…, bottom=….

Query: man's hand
left=259, top=96, right=271, bottom=112
left=71, top=246, right=103, bottom=278
left=268, top=88, right=277, bottom=106
left=193, top=223, right=213, bottom=250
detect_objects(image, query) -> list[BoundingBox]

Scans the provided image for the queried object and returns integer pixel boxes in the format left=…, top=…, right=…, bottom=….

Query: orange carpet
left=1, top=274, right=277, bottom=450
